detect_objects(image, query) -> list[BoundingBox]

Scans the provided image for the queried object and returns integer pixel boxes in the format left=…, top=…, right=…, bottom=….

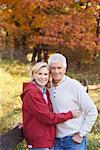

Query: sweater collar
left=52, top=75, right=67, bottom=87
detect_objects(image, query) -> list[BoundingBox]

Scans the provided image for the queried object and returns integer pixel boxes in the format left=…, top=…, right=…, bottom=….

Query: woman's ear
left=31, top=71, right=36, bottom=82
left=33, top=74, right=35, bottom=80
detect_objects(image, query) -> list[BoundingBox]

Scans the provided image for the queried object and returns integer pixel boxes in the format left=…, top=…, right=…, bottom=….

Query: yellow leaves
left=8, top=8, right=12, bottom=13
left=0, top=0, right=99, bottom=55
left=32, top=14, right=48, bottom=28
left=20, top=24, right=30, bottom=32
left=96, top=43, right=100, bottom=52
left=95, top=4, right=100, bottom=10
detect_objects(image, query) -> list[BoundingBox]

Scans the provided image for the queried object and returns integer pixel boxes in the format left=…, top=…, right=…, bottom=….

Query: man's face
left=50, top=61, right=66, bottom=84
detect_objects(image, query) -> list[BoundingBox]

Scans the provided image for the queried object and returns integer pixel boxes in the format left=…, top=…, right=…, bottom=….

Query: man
left=48, top=53, right=98, bottom=150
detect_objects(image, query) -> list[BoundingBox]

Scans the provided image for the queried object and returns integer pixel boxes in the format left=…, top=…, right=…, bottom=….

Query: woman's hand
left=71, top=110, right=80, bottom=118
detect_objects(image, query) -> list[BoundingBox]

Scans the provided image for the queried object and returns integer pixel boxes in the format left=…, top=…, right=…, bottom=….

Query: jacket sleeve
left=22, top=91, right=73, bottom=125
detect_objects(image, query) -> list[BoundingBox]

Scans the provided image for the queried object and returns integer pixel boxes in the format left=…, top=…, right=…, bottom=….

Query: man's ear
left=65, top=67, right=68, bottom=73
left=64, top=66, right=67, bottom=73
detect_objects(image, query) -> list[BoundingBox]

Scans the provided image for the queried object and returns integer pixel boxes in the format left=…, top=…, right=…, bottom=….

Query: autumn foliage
left=0, top=0, right=100, bottom=64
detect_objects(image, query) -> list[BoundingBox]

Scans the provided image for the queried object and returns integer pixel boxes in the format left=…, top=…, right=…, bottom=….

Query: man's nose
left=55, top=68, right=59, bottom=73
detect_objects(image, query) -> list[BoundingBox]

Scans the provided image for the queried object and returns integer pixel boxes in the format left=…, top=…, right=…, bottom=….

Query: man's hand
left=72, top=133, right=83, bottom=143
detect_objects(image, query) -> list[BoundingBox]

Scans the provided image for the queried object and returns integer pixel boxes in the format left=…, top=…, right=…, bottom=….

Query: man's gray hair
left=48, top=53, right=67, bottom=70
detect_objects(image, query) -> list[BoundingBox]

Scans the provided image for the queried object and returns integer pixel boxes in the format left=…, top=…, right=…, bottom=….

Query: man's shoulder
left=66, top=76, right=80, bottom=85
left=65, top=76, right=84, bottom=89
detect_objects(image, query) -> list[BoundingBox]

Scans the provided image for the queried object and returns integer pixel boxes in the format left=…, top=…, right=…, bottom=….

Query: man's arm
left=73, top=83, right=98, bottom=143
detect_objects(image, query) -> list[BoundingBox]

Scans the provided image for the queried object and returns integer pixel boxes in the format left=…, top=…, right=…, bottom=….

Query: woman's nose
left=41, top=74, right=46, bottom=78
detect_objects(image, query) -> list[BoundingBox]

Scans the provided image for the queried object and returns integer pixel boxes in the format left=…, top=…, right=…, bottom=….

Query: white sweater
left=49, top=75, right=98, bottom=138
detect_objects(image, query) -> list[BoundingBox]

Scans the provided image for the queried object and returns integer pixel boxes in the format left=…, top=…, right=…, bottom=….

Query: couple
left=21, top=53, right=98, bottom=150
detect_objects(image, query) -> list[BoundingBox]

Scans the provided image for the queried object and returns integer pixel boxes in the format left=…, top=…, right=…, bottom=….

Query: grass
left=0, top=60, right=29, bottom=133
left=0, top=59, right=100, bottom=150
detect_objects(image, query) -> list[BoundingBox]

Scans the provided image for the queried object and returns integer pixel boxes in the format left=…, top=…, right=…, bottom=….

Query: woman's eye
left=38, top=73, right=42, bottom=75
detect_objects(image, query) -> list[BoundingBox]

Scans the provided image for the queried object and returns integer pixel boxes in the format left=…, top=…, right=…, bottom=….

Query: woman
left=21, top=62, right=80, bottom=150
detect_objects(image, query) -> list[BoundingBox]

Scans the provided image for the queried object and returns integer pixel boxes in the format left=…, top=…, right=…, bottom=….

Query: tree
left=0, top=0, right=99, bottom=64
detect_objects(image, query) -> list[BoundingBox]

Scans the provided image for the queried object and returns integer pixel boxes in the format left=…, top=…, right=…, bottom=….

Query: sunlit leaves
left=0, top=0, right=99, bottom=63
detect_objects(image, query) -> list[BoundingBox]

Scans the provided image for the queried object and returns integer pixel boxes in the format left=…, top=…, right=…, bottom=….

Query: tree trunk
left=13, top=35, right=27, bottom=62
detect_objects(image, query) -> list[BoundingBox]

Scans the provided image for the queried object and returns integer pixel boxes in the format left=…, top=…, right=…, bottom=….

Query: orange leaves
left=0, top=0, right=99, bottom=59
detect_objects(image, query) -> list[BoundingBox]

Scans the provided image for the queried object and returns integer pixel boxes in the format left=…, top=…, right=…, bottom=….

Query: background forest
left=0, top=0, right=100, bottom=149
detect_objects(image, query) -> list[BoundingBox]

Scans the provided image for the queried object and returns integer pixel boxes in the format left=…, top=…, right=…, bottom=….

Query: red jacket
left=21, top=82, right=73, bottom=148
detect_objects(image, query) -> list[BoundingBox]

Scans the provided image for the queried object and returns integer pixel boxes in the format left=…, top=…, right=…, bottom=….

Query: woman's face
left=34, top=67, right=49, bottom=89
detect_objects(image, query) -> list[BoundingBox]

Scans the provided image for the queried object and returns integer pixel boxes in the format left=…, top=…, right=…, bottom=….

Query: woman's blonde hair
left=31, top=62, right=49, bottom=81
